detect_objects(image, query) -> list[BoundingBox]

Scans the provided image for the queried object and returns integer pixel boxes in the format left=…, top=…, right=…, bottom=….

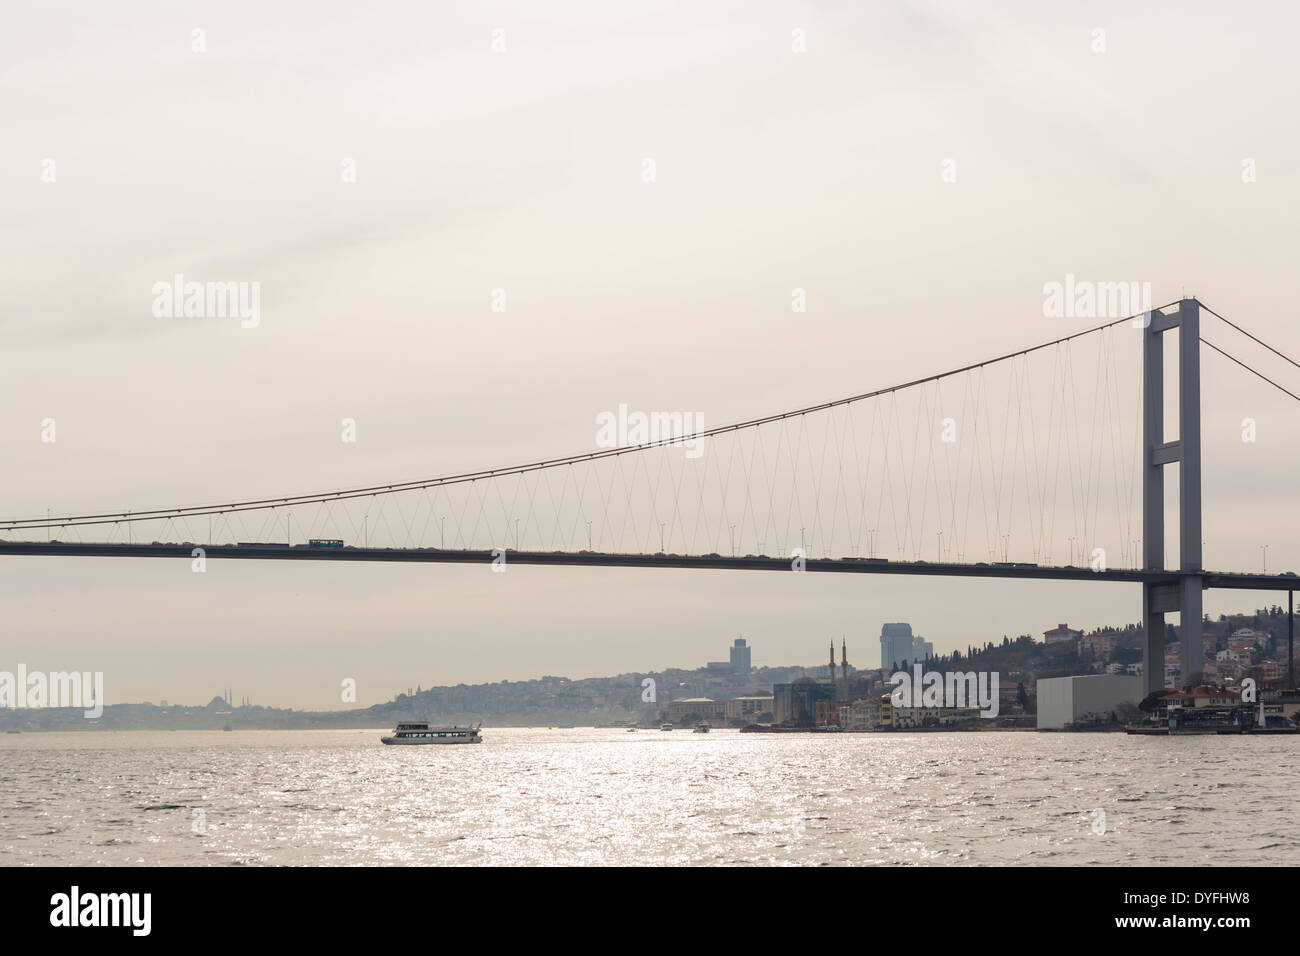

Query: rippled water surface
left=1, top=728, right=1294, bottom=866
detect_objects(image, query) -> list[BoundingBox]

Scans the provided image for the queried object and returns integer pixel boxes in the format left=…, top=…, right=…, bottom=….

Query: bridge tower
left=1142, top=298, right=1203, bottom=694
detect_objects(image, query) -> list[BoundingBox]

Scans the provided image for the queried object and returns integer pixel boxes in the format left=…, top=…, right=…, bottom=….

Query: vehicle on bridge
left=308, top=538, right=344, bottom=549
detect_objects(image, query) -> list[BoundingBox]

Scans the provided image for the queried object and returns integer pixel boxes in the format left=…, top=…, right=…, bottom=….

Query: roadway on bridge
left=1, top=540, right=1294, bottom=591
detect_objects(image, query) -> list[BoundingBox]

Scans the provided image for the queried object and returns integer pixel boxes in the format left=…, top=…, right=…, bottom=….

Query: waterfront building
left=1036, top=674, right=1143, bottom=729
left=836, top=692, right=984, bottom=731
left=814, top=699, right=841, bottom=726
left=1164, top=686, right=1240, bottom=709
left=724, top=695, right=773, bottom=723
left=1258, top=691, right=1300, bottom=727
left=889, top=704, right=982, bottom=729
left=666, top=697, right=726, bottom=724
left=773, top=673, right=837, bottom=726
left=838, top=696, right=890, bottom=731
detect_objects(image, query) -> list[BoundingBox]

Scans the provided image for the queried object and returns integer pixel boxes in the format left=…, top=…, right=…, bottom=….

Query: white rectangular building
left=1036, top=674, right=1143, bottom=729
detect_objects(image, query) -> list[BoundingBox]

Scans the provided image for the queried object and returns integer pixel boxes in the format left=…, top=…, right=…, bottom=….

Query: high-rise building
left=730, top=638, right=751, bottom=676
left=880, top=624, right=933, bottom=670
left=880, top=623, right=914, bottom=671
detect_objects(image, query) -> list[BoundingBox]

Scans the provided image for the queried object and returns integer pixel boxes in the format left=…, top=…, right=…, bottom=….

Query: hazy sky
left=3, top=0, right=1300, bottom=709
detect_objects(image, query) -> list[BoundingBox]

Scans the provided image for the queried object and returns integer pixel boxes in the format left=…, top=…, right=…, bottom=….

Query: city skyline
left=15, top=594, right=1282, bottom=713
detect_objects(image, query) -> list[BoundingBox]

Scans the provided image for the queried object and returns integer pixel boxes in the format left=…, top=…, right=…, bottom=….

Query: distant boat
left=661, top=723, right=673, bottom=731
left=222, top=722, right=232, bottom=732
left=381, top=722, right=482, bottom=745
left=693, top=723, right=710, bottom=734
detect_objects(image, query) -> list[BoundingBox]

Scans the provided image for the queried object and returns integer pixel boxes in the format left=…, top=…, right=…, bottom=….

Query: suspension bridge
left=3, top=298, right=1298, bottom=693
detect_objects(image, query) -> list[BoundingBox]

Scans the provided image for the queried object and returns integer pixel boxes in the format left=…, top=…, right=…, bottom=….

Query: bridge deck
left=0, top=541, right=1294, bottom=590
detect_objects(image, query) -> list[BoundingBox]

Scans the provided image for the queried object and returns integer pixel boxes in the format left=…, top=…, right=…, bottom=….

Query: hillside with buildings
left=4, top=610, right=1296, bottom=733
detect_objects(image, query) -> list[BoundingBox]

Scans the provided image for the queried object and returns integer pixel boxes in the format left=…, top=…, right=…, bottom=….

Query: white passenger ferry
left=381, top=722, right=482, bottom=745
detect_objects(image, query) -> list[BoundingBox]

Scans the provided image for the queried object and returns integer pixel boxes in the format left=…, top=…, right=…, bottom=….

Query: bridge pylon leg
left=1180, top=576, right=1203, bottom=687
left=1142, top=585, right=1165, bottom=697
left=1142, top=299, right=1203, bottom=692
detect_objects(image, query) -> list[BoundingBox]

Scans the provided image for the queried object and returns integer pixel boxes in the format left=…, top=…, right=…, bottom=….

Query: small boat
left=693, top=723, right=710, bottom=733
left=222, top=722, right=233, bottom=732
left=660, top=723, right=673, bottom=731
left=382, top=722, right=482, bottom=745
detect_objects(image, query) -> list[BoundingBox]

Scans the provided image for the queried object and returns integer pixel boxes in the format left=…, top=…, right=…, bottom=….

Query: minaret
left=840, top=638, right=849, bottom=700
left=829, top=641, right=837, bottom=685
